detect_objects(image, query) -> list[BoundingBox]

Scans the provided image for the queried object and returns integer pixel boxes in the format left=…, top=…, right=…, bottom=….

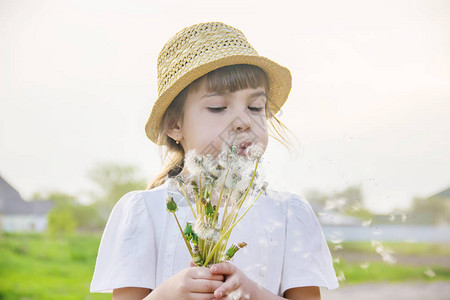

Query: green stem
left=220, top=189, right=234, bottom=232
left=203, top=189, right=264, bottom=266
left=172, top=212, right=193, bottom=258
left=212, top=169, right=229, bottom=226
left=231, top=158, right=259, bottom=225
left=179, top=182, right=197, bottom=219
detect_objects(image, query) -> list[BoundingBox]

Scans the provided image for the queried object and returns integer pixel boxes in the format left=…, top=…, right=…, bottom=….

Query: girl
left=90, top=22, right=339, bottom=299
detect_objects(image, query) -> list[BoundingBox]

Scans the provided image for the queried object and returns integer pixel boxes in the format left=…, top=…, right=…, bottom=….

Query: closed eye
left=208, top=107, right=226, bottom=112
left=248, top=106, right=264, bottom=112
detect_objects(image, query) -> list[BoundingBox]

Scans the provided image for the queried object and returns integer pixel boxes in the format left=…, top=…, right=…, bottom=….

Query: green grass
left=329, top=241, right=450, bottom=285
left=334, top=241, right=450, bottom=256
left=0, top=232, right=110, bottom=300
left=0, top=233, right=449, bottom=299
left=334, top=260, right=450, bottom=285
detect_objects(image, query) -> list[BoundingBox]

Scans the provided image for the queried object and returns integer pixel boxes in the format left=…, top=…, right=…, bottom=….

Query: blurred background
left=0, top=0, right=449, bottom=299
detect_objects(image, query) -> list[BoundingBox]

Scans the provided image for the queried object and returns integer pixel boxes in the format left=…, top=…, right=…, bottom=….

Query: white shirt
left=90, top=181, right=339, bottom=295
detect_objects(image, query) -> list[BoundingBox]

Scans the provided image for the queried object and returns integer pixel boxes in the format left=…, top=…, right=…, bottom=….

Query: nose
left=232, top=112, right=252, bottom=132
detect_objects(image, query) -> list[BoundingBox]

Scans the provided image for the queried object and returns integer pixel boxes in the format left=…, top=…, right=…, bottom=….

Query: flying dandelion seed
left=337, top=270, right=346, bottom=282
left=372, top=241, right=397, bottom=265
left=324, top=200, right=336, bottom=211
left=228, top=290, right=250, bottom=300
left=331, top=239, right=343, bottom=244
left=362, top=219, right=372, bottom=227
left=405, top=238, right=418, bottom=243
left=360, top=262, right=370, bottom=269
left=401, top=213, right=407, bottom=223
left=333, top=257, right=341, bottom=264
left=424, top=267, right=436, bottom=278
left=333, top=244, right=343, bottom=251
left=373, top=229, right=383, bottom=236
left=349, top=204, right=360, bottom=212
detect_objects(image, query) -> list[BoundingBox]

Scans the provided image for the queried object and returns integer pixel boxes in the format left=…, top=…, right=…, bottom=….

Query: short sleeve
left=280, top=194, right=339, bottom=294
left=90, top=191, right=156, bottom=293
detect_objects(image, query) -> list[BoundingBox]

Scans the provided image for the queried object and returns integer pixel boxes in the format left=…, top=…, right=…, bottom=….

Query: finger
left=210, top=262, right=235, bottom=275
left=189, top=279, right=224, bottom=293
left=188, top=292, right=217, bottom=300
left=214, top=277, right=241, bottom=298
left=190, top=260, right=195, bottom=267
left=190, top=267, right=224, bottom=281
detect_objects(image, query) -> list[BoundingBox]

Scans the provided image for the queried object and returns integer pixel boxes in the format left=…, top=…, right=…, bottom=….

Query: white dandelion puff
left=193, top=220, right=220, bottom=242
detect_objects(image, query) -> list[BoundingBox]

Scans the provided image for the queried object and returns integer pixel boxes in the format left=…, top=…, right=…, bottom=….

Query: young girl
left=90, top=22, right=339, bottom=299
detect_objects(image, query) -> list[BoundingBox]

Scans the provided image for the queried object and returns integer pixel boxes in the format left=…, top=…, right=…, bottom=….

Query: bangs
left=193, top=64, right=269, bottom=93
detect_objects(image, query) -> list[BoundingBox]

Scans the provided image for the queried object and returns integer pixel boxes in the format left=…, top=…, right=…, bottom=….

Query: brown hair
left=146, top=64, right=293, bottom=190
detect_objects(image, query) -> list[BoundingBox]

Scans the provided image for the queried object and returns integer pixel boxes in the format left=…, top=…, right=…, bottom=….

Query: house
left=0, top=175, right=53, bottom=232
left=429, top=187, right=450, bottom=200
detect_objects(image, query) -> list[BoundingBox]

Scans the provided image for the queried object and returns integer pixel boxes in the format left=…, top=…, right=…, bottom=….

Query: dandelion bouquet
left=166, top=144, right=267, bottom=267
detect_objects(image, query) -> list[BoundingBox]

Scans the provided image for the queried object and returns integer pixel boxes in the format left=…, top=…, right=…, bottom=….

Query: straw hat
left=145, top=22, right=292, bottom=144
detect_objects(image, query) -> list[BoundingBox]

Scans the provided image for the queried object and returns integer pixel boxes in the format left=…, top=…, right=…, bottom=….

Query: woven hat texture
left=145, top=22, right=292, bottom=144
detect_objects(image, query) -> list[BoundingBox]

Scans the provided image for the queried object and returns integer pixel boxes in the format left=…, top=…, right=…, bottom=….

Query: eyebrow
left=249, top=91, right=267, bottom=99
left=199, top=92, right=228, bottom=100
left=199, top=90, right=267, bottom=101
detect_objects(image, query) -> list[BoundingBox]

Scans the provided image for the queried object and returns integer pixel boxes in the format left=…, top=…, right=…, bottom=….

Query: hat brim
left=145, top=55, right=292, bottom=144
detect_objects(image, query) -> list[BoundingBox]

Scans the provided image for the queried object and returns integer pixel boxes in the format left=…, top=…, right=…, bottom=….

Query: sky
left=0, top=0, right=449, bottom=213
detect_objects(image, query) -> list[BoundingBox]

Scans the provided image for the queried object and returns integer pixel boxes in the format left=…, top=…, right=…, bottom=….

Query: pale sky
left=1, top=0, right=449, bottom=213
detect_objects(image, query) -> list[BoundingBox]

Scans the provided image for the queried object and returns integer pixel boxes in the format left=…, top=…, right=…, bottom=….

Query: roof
left=429, top=187, right=450, bottom=199
left=0, top=175, right=53, bottom=215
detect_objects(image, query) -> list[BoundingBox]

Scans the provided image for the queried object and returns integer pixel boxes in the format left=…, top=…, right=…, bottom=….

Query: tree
left=332, top=185, right=364, bottom=211
left=33, top=191, right=78, bottom=236
left=47, top=207, right=77, bottom=236
left=410, top=195, right=450, bottom=225
left=34, top=191, right=104, bottom=233
left=304, top=189, right=329, bottom=207
left=87, top=162, right=147, bottom=219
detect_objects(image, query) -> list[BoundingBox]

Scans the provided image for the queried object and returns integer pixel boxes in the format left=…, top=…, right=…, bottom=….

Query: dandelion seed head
left=185, top=150, right=202, bottom=176
left=193, top=220, right=220, bottom=242
left=248, top=143, right=265, bottom=160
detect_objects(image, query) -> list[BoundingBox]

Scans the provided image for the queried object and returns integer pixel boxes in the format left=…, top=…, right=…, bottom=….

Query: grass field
left=0, top=232, right=109, bottom=300
left=0, top=232, right=449, bottom=299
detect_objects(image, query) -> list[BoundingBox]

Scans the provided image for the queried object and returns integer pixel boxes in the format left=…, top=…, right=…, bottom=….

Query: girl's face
left=173, top=79, right=269, bottom=157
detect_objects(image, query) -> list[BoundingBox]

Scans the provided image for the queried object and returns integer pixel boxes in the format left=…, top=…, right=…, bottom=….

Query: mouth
left=237, top=142, right=253, bottom=156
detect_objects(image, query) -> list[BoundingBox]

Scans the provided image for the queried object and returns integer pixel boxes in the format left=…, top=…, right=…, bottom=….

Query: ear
left=165, top=116, right=183, bottom=143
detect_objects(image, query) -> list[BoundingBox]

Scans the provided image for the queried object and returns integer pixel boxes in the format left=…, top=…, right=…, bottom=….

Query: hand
left=210, top=262, right=258, bottom=300
left=148, top=266, right=224, bottom=300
